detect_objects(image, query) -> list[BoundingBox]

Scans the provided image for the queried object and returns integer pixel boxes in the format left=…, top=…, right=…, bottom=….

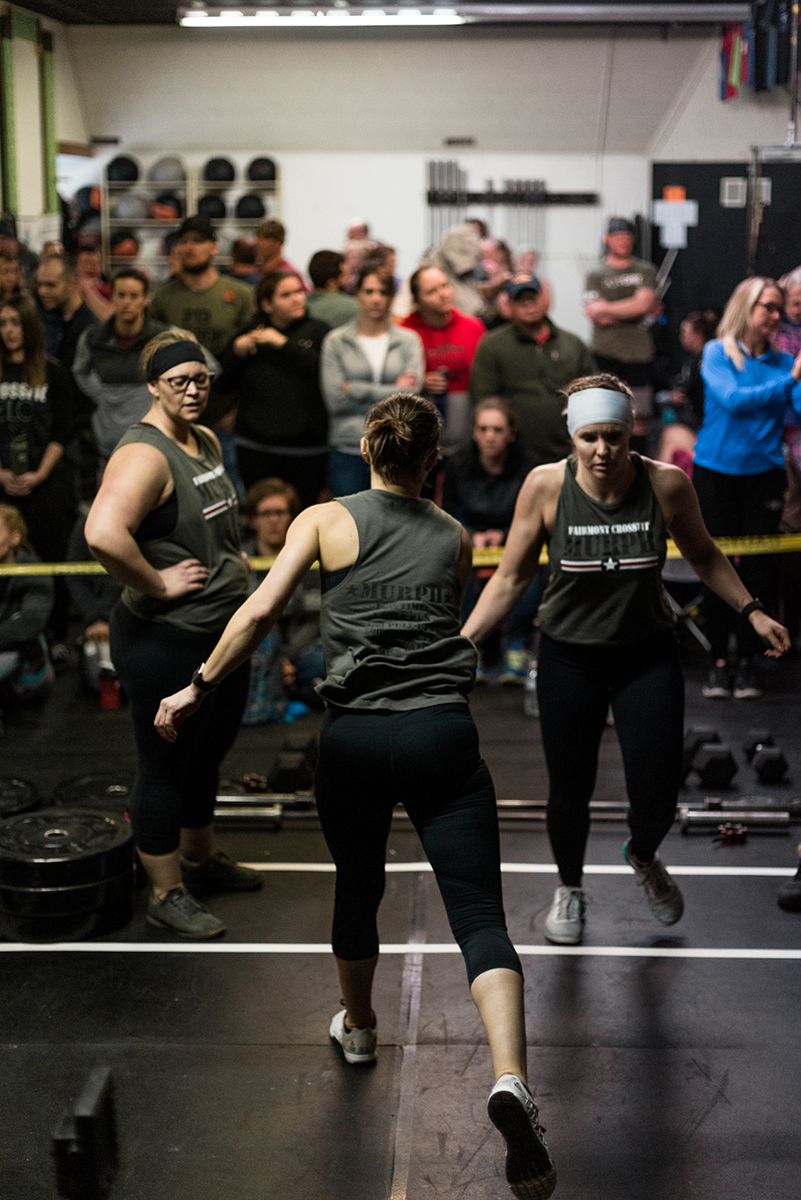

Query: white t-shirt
left=357, top=332, right=390, bottom=383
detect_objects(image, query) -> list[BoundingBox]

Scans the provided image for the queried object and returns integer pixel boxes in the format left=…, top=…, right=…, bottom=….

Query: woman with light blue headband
left=463, top=372, right=790, bottom=946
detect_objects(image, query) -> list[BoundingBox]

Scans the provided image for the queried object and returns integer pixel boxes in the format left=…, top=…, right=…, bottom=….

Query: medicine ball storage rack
left=99, top=151, right=281, bottom=275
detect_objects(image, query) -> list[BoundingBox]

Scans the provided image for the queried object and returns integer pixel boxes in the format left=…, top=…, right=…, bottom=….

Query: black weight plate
left=0, top=869, right=133, bottom=917
left=53, top=773, right=134, bottom=816
left=0, top=896, right=133, bottom=943
left=0, top=778, right=41, bottom=819
left=0, top=810, right=133, bottom=888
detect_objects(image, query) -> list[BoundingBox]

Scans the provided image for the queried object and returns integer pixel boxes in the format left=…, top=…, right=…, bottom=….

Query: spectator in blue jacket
left=696, top=276, right=801, bottom=699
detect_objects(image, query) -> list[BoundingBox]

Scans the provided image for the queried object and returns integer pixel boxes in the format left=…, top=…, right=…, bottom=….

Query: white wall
left=44, top=16, right=90, bottom=147
left=51, top=22, right=797, bottom=336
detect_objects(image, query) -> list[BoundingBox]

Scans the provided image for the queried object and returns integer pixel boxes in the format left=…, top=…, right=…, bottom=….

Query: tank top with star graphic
left=537, top=453, right=675, bottom=645
left=115, top=422, right=249, bottom=633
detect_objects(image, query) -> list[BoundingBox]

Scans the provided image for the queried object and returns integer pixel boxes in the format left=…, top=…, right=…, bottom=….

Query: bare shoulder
left=104, top=440, right=171, bottom=486
left=519, top=460, right=567, bottom=505
left=304, top=499, right=359, bottom=571
left=643, top=457, right=694, bottom=501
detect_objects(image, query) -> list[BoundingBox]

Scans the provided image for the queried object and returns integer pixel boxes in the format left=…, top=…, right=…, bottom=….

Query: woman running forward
left=463, top=374, right=789, bottom=947
left=155, top=393, right=557, bottom=1200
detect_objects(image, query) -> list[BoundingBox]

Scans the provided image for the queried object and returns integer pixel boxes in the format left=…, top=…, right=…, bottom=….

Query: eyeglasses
left=255, top=508, right=290, bottom=519
left=162, top=373, right=211, bottom=393
left=755, top=302, right=783, bottom=315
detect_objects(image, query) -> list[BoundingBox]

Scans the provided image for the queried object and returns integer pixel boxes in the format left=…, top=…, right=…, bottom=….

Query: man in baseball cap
left=150, top=214, right=255, bottom=362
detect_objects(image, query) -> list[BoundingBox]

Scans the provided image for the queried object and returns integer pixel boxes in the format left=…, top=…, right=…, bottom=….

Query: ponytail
left=363, top=394, right=441, bottom=484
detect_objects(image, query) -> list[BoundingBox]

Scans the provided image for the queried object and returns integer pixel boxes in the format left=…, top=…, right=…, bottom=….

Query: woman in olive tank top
left=155, top=393, right=558, bottom=1200
left=86, top=331, right=259, bottom=942
left=464, top=374, right=789, bottom=948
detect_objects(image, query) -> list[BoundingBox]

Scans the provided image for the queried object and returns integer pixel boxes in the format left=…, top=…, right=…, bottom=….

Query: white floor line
left=240, top=861, right=797, bottom=877
left=3, top=942, right=800, bottom=959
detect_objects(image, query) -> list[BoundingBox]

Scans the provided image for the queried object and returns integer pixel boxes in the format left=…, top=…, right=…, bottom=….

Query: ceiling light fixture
left=179, top=6, right=466, bottom=26
left=179, top=4, right=749, bottom=29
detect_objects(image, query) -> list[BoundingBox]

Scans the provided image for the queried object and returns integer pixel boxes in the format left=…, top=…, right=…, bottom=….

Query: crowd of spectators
left=1, top=201, right=801, bottom=733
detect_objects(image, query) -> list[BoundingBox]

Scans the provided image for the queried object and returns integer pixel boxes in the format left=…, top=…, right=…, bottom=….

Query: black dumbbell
left=282, top=734, right=318, bottom=770
left=753, top=745, right=789, bottom=784
left=682, top=727, right=720, bottom=783
left=743, top=728, right=775, bottom=762
left=692, top=742, right=738, bottom=788
left=267, top=752, right=314, bottom=794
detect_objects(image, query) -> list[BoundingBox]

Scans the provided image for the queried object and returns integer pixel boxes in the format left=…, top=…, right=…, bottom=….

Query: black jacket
left=442, top=438, right=538, bottom=536
left=221, top=313, right=331, bottom=449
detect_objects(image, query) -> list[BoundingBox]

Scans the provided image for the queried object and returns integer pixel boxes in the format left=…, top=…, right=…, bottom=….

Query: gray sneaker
left=181, top=851, right=263, bottom=892
left=146, top=886, right=226, bottom=939
left=329, top=1009, right=377, bottom=1065
left=623, top=841, right=684, bottom=925
left=544, top=885, right=586, bottom=945
left=488, top=1073, right=556, bottom=1200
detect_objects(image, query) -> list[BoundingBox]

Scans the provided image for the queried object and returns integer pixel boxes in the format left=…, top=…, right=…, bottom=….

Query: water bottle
left=523, top=658, right=539, bottom=718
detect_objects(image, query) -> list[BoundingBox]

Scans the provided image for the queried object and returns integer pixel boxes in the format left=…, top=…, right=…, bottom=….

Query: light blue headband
left=567, top=387, right=635, bottom=438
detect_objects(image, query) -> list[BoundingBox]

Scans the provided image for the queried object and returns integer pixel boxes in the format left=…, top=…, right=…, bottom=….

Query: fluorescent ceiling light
left=180, top=6, right=466, bottom=26
left=179, top=4, right=750, bottom=27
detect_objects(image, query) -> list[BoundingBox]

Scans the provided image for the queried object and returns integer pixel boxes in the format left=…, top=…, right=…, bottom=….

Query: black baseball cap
left=175, top=215, right=217, bottom=242
left=607, top=216, right=635, bottom=235
left=505, top=272, right=542, bottom=300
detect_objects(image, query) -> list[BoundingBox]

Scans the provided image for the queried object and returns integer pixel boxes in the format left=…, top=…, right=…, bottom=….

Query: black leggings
left=110, top=603, right=249, bottom=855
left=315, top=703, right=521, bottom=985
left=692, top=463, right=785, bottom=660
left=537, top=630, right=684, bottom=887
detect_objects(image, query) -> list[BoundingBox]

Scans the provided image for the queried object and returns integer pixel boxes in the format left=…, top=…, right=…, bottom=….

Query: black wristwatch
left=741, top=599, right=765, bottom=620
left=191, top=662, right=217, bottom=692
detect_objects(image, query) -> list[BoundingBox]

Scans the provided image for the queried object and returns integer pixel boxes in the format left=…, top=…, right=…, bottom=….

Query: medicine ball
left=203, top=156, right=236, bottom=183
left=75, top=185, right=101, bottom=216
left=107, top=155, right=139, bottom=183
left=149, top=192, right=183, bottom=221
left=247, top=156, right=276, bottom=182
left=197, top=193, right=227, bottom=220
left=147, top=155, right=186, bottom=182
left=235, top=193, right=266, bottom=219
left=112, top=192, right=150, bottom=221
left=79, top=215, right=102, bottom=237
left=110, top=230, right=139, bottom=257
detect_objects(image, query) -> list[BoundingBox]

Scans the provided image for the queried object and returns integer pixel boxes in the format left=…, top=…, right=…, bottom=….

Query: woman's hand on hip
left=157, top=558, right=209, bottom=600
left=154, top=684, right=204, bottom=742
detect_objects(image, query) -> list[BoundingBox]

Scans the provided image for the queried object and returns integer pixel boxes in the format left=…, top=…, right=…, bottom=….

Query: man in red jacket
left=401, top=266, right=485, bottom=456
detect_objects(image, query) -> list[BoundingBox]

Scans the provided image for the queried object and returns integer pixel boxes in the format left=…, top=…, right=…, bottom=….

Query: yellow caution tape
left=3, top=536, right=801, bottom=577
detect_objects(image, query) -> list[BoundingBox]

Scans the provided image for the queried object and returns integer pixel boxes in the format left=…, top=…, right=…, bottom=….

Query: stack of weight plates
left=53, top=773, right=134, bottom=818
left=0, top=810, right=134, bottom=942
left=0, top=777, right=41, bottom=820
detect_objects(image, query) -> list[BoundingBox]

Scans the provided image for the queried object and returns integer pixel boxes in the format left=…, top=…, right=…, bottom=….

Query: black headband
left=147, top=340, right=207, bottom=382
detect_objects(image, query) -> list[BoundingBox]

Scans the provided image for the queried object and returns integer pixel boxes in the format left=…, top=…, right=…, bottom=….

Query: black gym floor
left=1, top=650, right=800, bottom=1200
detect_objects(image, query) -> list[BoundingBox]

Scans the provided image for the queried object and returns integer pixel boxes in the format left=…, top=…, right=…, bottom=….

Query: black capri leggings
left=315, top=703, right=521, bottom=985
left=537, top=629, right=684, bottom=887
left=110, top=603, right=250, bottom=856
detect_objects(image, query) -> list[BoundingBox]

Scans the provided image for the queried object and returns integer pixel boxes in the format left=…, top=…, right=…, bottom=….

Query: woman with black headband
left=86, top=329, right=260, bottom=939
left=463, top=373, right=790, bottom=947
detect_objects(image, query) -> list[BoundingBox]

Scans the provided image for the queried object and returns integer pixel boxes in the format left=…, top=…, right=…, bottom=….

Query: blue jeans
left=328, top=449, right=370, bottom=497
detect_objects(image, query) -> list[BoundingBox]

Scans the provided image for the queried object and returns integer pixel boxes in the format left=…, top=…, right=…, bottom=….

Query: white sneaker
left=544, top=885, right=586, bottom=945
left=623, top=841, right=684, bottom=926
left=488, top=1074, right=557, bottom=1200
left=329, top=1008, right=377, bottom=1065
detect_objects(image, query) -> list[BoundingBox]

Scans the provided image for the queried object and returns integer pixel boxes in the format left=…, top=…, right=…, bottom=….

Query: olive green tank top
left=116, top=422, right=249, bottom=633
left=537, top=453, right=675, bottom=645
left=317, top=490, right=476, bottom=710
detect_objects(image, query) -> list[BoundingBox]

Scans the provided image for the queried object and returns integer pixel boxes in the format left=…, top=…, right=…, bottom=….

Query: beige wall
left=60, top=25, right=792, bottom=159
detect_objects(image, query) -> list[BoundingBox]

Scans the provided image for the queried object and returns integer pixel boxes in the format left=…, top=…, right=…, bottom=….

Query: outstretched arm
left=654, top=463, right=790, bottom=657
left=154, top=507, right=322, bottom=739
left=461, top=466, right=553, bottom=644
